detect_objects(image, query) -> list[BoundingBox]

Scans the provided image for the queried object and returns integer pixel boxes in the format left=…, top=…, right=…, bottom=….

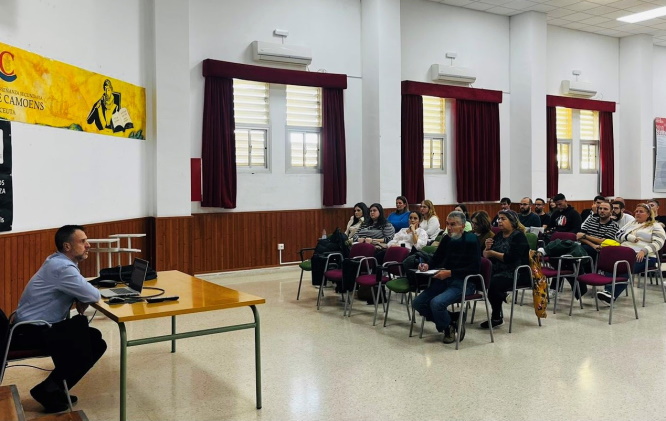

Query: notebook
left=100, top=258, right=149, bottom=298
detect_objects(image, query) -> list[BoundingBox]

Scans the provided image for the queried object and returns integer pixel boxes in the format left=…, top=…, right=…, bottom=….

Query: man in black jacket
left=411, top=211, right=480, bottom=344
left=546, top=193, right=582, bottom=234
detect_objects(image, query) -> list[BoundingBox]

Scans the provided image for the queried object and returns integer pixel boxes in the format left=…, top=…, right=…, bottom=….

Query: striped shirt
left=581, top=216, right=619, bottom=241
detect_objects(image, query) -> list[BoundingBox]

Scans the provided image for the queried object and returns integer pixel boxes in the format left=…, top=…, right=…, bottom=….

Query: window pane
left=556, top=107, right=572, bottom=140
left=423, top=137, right=444, bottom=171
left=287, top=85, right=321, bottom=127
left=423, top=96, right=445, bottom=135
left=581, top=143, right=598, bottom=171
left=557, top=142, right=570, bottom=170
left=580, top=110, right=599, bottom=140
left=423, top=139, right=432, bottom=169
left=235, top=129, right=250, bottom=166
left=233, top=80, right=269, bottom=125
left=304, top=132, right=319, bottom=167
left=249, top=130, right=266, bottom=166
left=290, top=132, right=305, bottom=167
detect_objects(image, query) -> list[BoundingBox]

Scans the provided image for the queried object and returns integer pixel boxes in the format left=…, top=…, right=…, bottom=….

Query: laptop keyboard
left=110, top=287, right=136, bottom=295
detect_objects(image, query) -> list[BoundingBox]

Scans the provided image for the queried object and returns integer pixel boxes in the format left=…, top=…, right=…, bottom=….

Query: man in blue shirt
left=12, top=225, right=106, bottom=413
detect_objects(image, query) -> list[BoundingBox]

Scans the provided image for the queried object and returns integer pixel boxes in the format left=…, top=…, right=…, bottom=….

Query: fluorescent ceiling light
left=617, top=6, right=666, bottom=23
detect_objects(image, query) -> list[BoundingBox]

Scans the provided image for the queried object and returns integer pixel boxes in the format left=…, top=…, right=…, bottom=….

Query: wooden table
left=92, top=271, right=266, bottom=421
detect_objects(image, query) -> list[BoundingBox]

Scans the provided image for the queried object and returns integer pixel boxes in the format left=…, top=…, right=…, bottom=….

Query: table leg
left=171, top=316, right=176, bottom=353
left=251, top=305, right=262, bottom=409
left=119, top=322, right=127, bottom=421
left=127, top=238, right=133, bottom=265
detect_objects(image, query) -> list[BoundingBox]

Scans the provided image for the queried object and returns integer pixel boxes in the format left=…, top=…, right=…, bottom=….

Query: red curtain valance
left=401, top=80, right=502, bottom=103
left=546, top=95, right=615, bottom=112
left=202, top=59, right=347, bottom=89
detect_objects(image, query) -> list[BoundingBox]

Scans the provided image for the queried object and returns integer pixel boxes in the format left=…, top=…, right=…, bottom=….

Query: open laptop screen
left=129, top=258, right=149, bottom=292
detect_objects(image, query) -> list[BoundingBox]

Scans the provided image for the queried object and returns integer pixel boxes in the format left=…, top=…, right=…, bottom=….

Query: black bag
left=314, top=228, right=349, bottom=258
left=95, top=264, right=157, bottom=284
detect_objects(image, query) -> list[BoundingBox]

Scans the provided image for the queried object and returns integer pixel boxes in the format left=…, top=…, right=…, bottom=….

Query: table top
left=109, top=233, right=147, bottom=238
left=92, top=270, right=266, bottom=323
left=87, top=238, right=121, bottom=244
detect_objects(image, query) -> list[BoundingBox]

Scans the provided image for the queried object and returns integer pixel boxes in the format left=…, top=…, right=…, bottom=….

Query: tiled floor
left=7, top=265, right=666, bottom=421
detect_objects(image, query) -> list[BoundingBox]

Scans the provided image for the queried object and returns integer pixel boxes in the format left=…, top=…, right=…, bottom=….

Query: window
left=286, top=85, right=322, bottom=171
left=579, top=110, right=599, bottom=173
left=556, top=107, right=572, bottom=172
left=423, top=96, right=446, bottom=172
left=233, top=80, right=269, bottom=169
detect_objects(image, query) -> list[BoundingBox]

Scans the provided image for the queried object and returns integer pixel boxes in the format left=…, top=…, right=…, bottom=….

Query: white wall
left=0, top=0, right=154, bottom=231
left=400, top=0, right=511, bottom=204
left=188, top=0, right=363, bottom=212
left=547, top=25, right=619, bottom=200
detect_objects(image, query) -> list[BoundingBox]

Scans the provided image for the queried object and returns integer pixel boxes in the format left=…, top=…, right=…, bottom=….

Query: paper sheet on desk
left=415, top=269, right=439, bottom=275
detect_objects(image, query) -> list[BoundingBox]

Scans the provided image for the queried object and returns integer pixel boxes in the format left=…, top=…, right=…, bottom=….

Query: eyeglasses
left=420, top=205, right=428, bottom=208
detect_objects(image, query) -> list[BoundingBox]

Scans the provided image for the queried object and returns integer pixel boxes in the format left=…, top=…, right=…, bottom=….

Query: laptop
left=100, top=258, right=149, bottom=298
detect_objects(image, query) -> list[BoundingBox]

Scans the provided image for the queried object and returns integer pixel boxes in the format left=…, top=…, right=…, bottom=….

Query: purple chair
left=349, top=246, right=410, bottom=324
left=317, top=242, right=376, bottom=313
left=570, top=246, right=637, bottom=324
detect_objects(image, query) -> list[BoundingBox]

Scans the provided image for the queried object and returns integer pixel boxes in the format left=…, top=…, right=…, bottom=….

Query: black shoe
left=442, top=328, right=455, bottom=344
left=480, top=318, right=504, bottom=329
left=597, top=290, right=613, bottom=305
left=30, top=384, right=70, bottom=413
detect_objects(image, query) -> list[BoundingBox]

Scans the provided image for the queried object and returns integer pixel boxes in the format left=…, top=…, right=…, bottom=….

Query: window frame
left=580, top=140, right=599, bottom=174
left=232, top=79, right=271, bottom=173
left=423, top=134, right=446, bottom=173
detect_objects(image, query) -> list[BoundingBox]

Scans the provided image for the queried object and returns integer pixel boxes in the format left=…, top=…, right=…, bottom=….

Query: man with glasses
left=518, top=197, right=541, bottom=228
left=610, top=200, right=634, bottom=228
left=534, top=198, right=550, bottom=228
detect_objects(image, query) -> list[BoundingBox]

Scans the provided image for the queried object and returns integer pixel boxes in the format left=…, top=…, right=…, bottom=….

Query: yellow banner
left=0, top=42, right=145, bottom=139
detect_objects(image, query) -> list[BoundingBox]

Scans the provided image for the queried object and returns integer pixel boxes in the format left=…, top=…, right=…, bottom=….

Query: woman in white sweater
left=419, top=199, right=441, bottom=241
left=345, top=202, right=369, bottom=239
left=598, top=203, right=666, bottom=303
left=388, top=211, right=429, bottom=251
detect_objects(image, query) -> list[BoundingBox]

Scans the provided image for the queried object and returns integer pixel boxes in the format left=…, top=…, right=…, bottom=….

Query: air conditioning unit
left=251, top=41, right=312, bottom=65
left=561, top=80, right=597, bottom=98
left=430, top=64, right=476, bottom=85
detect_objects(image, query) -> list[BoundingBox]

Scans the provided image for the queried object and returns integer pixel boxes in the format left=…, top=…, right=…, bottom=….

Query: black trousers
left=11, top=314, right=107, bottom=390
left=487, top=275, right=530, bottom=320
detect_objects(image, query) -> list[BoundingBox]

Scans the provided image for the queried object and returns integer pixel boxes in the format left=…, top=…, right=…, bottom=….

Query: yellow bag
left=600, top=239, right=620, bottom=247
left=529, top=250, right=548, bottom=319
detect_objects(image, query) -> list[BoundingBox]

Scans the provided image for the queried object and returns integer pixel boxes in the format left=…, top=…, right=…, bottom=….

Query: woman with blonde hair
left=597, top=203, right=666, bottom=304
left=419, top=199, right=441, bottom=241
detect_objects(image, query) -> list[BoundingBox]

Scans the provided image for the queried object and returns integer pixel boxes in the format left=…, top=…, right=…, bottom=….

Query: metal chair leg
left=297, top=270, right=304, bottom=300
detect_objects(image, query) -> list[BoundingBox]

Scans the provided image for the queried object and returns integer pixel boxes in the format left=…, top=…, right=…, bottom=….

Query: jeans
left=605, top=257, right=655, bottom=298
left=412, top=278, right=475, bottom=332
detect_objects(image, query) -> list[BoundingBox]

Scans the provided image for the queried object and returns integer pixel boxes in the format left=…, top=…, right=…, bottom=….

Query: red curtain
left=201, top=77, right=236, bottom=209
left=401, top=95, right=425, bottom=204
left=455, top=100, right=500, bottom=202
left=599, top=111, right=615, bottom=196
left=546, top=106, right=558, bottom=198
left=321, top=88, right=347, bottom=206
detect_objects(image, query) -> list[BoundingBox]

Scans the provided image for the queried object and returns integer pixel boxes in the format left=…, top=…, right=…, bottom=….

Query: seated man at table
left=412, top=211, right=480, bottom=344
left=11, top=225, right=106, bottom=413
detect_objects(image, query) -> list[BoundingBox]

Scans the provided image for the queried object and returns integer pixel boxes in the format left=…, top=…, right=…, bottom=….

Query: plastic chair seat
left=385, top=277, right=411, bottom=293
left=323, top=269, right=343, bottom=282
left=577, top=273, right=628, bottom=286
left=541, top=267, right=574, bottom=277
left=299, top=260, right=312, bottom=271
left=355, top=274, right=389, bottom=286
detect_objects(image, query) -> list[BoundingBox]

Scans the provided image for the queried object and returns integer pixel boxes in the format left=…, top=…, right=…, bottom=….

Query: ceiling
left=428, top=0, right=666, bottom=46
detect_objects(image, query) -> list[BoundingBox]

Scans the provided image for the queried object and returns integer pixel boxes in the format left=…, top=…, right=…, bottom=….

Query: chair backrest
left=421, top=245, right=437, bottom=255
left=349, top=242, right=376, bottom=259
left=525, top=232, right=538, bottom=251
left=491, top=226, right=502, bottom=235
left=384, top=246, right=411, bottom=276
left=597, top=246, right=637, bottom=275
left=479, top=257, right=493, bottom=290
left=550, top=231, right=577, bottom=242
left=0, top=309, right=10, bottom=382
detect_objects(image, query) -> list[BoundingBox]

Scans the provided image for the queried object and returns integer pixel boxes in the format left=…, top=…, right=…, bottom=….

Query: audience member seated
left=470, top=210, right=495, bottom=250
left=388, top=211, right=428, bottom=251
left=353, top=203, right=396, bottom=248
left=611, top=200, right=635, bottom=228
left=387, top=195, right=410, bottom=231
left=491, top=197, right=511, bottom=227
left=580, top=195, right=606, bottom=223
left=480, top=210, right=530, bottom=328
left=345, top=202, right=369, bottom=239
left=614, top=197, right=633, bottom=214
left=442, top=204, right=473, bottom=235
left=518, top=197, right=542, bottom=228
left=648, top=199, right=666, bottom=227
left=418, top=199, right=441, bottom=241
left=534, top=197, right=550, bottom=228
left=548, top=197, right=556, bottom=215
left=546, top=193, right=582, bottom=235
left=412, top=211, right=480, bottom=343
left=597, top=203, right=666, bottom=304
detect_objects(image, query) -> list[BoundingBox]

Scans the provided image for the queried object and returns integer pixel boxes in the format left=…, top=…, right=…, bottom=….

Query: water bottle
left=321, top=229, right=327, bottom=239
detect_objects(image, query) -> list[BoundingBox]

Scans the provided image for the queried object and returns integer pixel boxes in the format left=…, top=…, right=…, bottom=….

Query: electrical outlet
left=277, top=243, right=285, bottom=250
